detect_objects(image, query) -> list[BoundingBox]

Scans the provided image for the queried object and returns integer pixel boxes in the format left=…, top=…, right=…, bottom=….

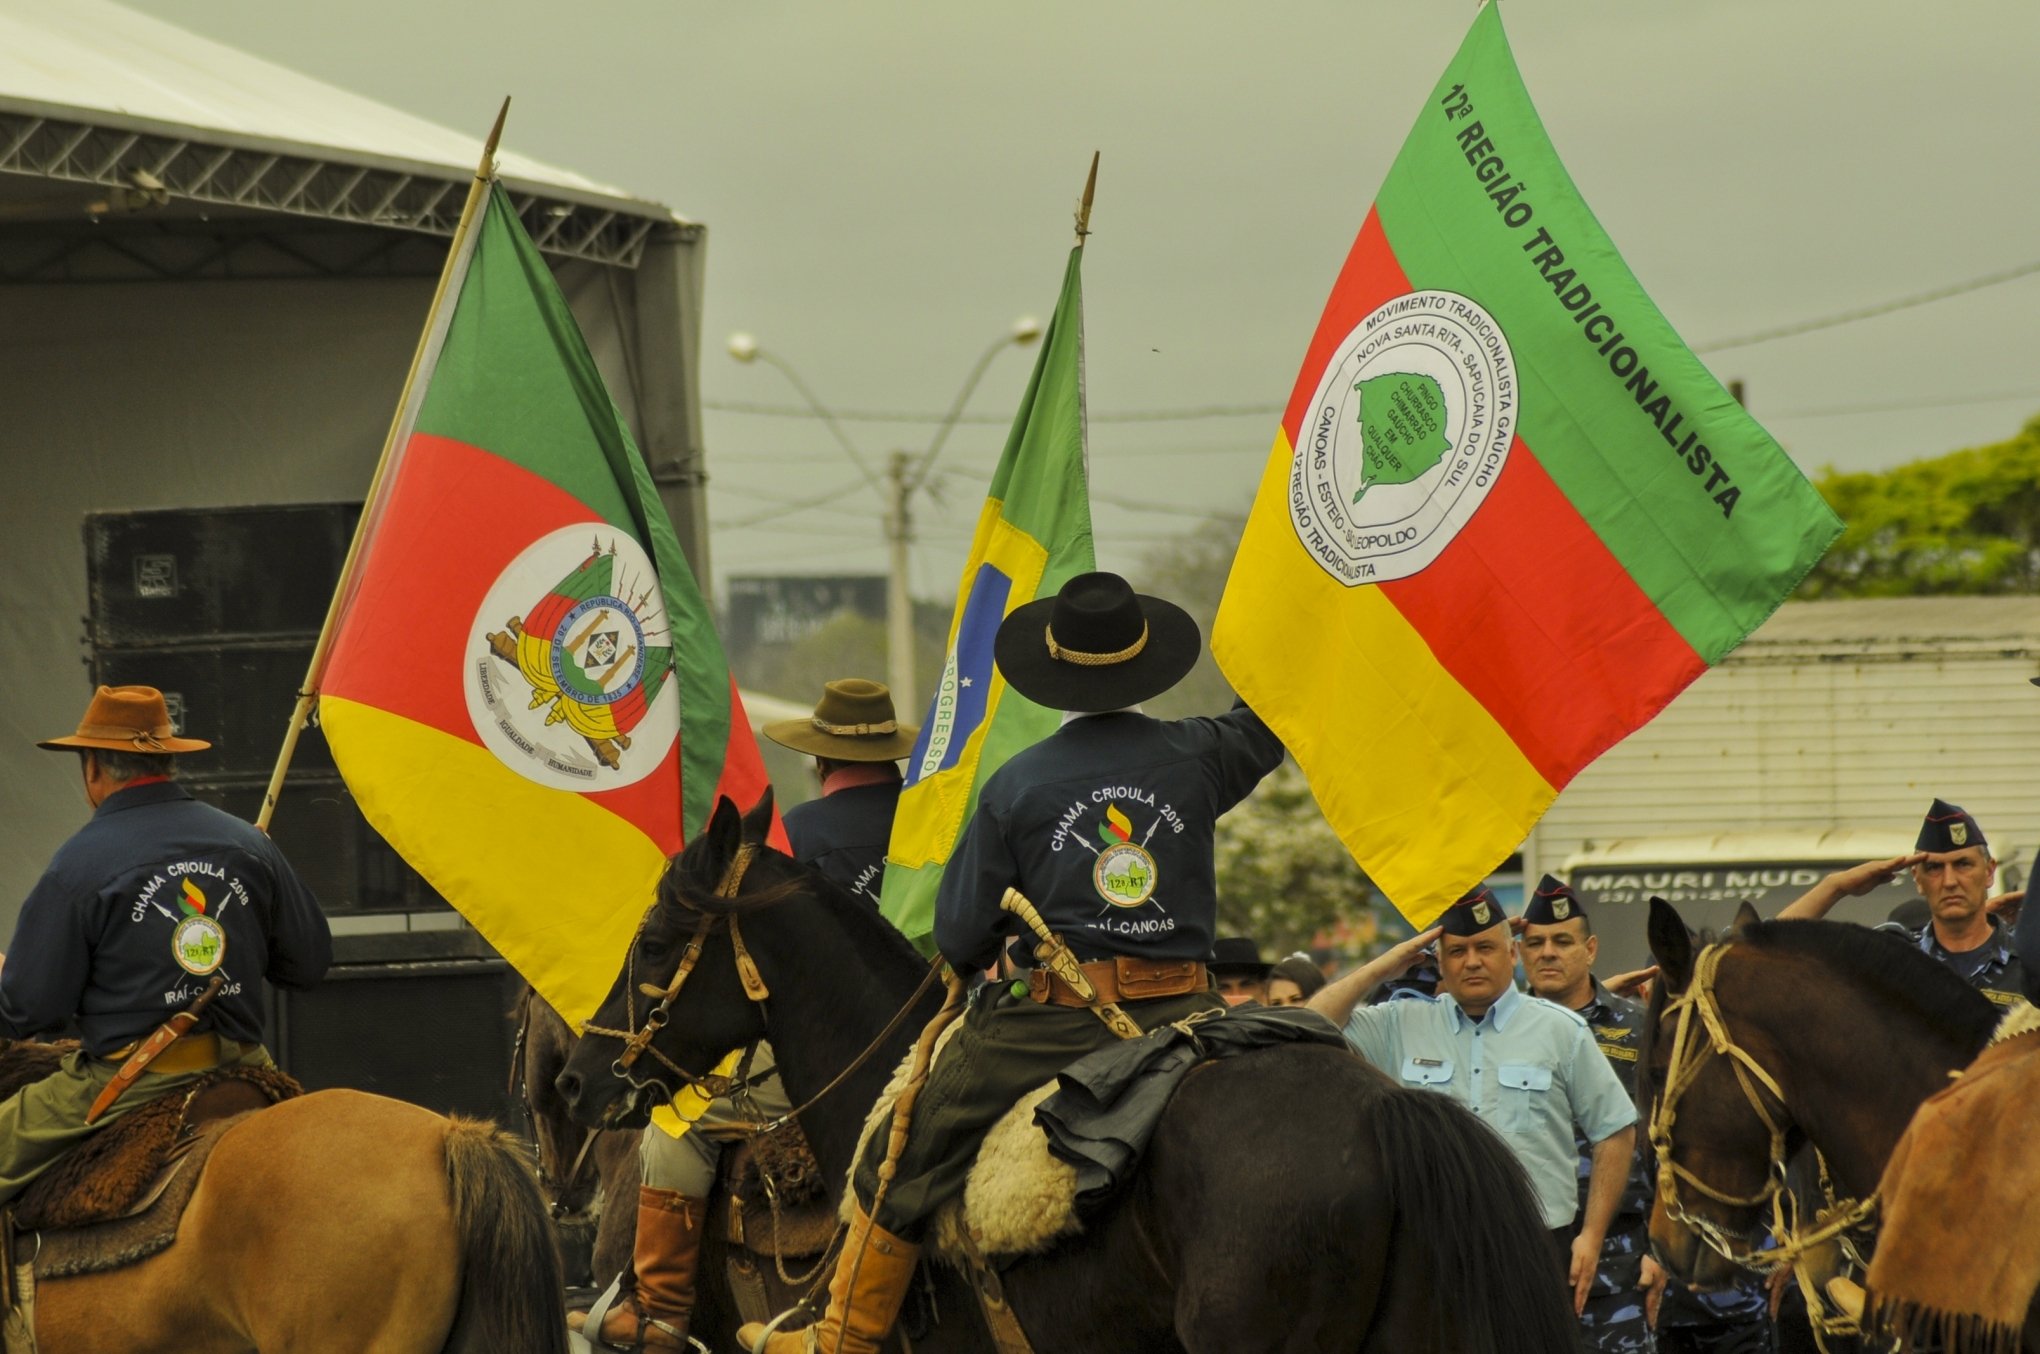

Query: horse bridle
left=1649, top=941, right=1879, bottom=1279
left=577, top=842, right=774, bottom=1102
left=573, top=841, right=952, bottom=1134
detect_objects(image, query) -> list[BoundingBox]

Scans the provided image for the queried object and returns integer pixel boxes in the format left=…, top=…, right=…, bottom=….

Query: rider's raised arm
left=1189, top=699, right=1287, bottom=813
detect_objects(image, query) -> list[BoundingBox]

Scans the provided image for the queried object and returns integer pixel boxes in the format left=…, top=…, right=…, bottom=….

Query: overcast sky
left=127, top=0, right=2040, bottom=594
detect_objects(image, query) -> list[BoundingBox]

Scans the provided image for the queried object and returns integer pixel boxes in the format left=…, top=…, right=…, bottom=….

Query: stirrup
left=745, top=1303, right=815, bottom=1354
left=576, top=1276, right=630, bottom=1351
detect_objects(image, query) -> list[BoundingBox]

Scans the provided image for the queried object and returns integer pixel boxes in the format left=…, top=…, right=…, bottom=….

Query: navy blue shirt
left=0, top=781, right=331, bottom=1056
left=933, top=706, right=1284, bottom=972
left=1910, top=917, right=2025, bottom=1008
left=782, top=780, right=902, bottom=907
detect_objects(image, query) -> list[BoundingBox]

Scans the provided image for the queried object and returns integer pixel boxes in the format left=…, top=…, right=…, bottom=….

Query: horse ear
left=1647, top=896, right=1695, bottom=994
left=703, top=796, right=743, bottom=862
left=741, top=787, right=777, bottom=845
left=1730, top=900, right=1762, bottom=936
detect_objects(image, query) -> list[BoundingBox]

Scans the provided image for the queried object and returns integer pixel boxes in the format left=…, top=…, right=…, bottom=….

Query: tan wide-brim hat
left=38, top=685, right=211, bottom=754
left=763, top=679, right=919, bottom=762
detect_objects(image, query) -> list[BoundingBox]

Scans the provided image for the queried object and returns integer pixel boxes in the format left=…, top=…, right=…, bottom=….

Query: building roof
left=0, top=0, right=667, bottom=213
left=1733, top=596, right=2040, bottom=663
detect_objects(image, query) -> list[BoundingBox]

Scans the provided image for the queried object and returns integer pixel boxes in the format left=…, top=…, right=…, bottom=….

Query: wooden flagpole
left=254, top=98, right=511, bottom=832
left=1075, top=150, right=1099, bottom=246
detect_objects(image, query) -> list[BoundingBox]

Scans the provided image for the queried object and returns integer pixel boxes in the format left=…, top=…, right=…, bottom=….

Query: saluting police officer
left=0, top=686, right=331, bottom=1202
left=738, top=572, right=1285, bottom=1354
left=1780, top=798, right=2025, bottom=1006
left=1312, top=885, right=1639, bottom=1321
left=572, top=679, right=918, bottom=1351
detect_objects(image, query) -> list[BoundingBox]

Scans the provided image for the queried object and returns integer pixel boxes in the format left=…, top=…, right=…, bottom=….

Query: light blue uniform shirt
left=1344, top=984, right=1637, bottom=1227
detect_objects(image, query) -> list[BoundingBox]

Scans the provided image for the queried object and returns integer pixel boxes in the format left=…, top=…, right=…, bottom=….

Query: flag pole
left=254, top=97, right=511, bottom=833
left=1075, top=151, right=1099, bottom=246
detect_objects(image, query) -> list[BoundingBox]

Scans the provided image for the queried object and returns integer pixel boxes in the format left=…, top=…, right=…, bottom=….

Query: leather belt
left=1025, top=958, right=1207, bottom=1008
left=99, top=1031, right=224, bottom=1076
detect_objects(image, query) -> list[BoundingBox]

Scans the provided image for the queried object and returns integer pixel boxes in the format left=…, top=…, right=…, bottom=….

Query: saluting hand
left=1605, top=965, right=1658, bottom=1001
left=1382, top=927, right=1442, bottom=978
left=1986, top=889, right=2025, bottom=916
left=1830, top=853, right=1926, bottom=898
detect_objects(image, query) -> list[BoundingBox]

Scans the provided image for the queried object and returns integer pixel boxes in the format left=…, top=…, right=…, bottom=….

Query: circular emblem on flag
left=171, top=914, right=226, bottom=976
left=1288, top=290, right=1518, bottom=586
left=1094, top=843, right=1159, bottom=909
left=464, top=525, right=680, bottom=792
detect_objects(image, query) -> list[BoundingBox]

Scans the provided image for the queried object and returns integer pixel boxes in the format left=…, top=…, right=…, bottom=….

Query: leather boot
left=569, top=1187, right=706, bottom=1351
left=737, top=1202, right=920, bottom=1354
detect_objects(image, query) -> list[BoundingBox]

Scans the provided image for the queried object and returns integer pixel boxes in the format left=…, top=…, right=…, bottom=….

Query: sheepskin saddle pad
left=14, top=1065, right=301, bottom=1282
left=724, top=1123, right=838, bottom=1259
left=849, top=1023, right=1079, bottom=1264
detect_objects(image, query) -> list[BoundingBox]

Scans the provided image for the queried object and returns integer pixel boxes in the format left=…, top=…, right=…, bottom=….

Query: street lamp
left=727, top=320, right=1042, bottom=714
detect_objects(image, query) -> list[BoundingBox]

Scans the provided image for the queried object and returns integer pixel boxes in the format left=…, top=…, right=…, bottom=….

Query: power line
left=707, top=397, right=1280, bottom=426
left=1694, top=258, right=2040, bottom=354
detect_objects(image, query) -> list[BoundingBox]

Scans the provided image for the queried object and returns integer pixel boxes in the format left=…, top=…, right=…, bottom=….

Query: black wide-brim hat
left=994, top=571, right=1201, bottom=713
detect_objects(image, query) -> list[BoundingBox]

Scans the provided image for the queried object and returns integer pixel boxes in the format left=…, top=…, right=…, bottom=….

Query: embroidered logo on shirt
left=1092, top=803, right=1159, bottom=908
left=171, top=880, right=227, bottom=975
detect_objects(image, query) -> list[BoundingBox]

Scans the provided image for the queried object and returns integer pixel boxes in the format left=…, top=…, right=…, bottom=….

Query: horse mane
left=1737, top=919, right=1999, bottom=1052
left=655, top=836, right=934, bottom=973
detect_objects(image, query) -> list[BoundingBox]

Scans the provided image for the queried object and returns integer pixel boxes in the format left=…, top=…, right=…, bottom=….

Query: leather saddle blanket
left=1866, top=1002, right=2040, bottom=1354
left=851, top=1004, right=1345, bottom=1264
left=721, top=1122, right=835, bottom=1259
left=14, top=1065, right=301, bottom=1284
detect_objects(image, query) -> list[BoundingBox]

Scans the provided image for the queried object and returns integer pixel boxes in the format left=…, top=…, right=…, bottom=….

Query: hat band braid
left=74, top=722, right=173, bottom=750
left=811, top=716, right=898, bottom=737
left=1046, top=621, right=1148, bottom=667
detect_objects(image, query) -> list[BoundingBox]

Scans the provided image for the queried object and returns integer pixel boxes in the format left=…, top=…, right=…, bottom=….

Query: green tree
left=1800, top=414, right=2040, bottom=597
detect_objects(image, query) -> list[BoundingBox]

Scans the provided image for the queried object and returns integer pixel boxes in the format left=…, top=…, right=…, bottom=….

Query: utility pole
left=886, top=450, right=916, bottom=714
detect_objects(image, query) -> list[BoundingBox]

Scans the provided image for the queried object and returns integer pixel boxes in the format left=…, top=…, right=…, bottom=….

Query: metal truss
left=0, top=108, right=688, bottom=273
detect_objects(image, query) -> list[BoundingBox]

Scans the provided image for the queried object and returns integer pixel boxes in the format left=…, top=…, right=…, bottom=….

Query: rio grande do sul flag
left=1213, top=6, right=1841, bottom=928
left=320, top=182, right=774, bottom=1026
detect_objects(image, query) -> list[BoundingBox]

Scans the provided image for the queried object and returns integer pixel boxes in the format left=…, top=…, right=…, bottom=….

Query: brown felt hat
left=762, top=679, right=919, bottom=762
left=38, top=685, right=210, bottom=755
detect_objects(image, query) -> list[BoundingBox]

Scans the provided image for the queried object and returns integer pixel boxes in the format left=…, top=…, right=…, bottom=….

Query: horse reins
left=1650, top=942, right=1880, bottom=1282
left=576, top=840, right=954, bottom=1135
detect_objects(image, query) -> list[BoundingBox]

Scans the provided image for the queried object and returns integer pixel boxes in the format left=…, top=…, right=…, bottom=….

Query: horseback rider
left=1311, top=886, right=1639, bottom=1317
left=574, top=679, right=916, bottom=1351
left=737, top=571, right=1286, bottom=1354
left=0, top=685, right=330, bottom=1203
left=1780, top=798, right=2026, bottom=1007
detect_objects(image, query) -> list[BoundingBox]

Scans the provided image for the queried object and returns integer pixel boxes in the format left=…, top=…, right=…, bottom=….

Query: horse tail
left=440, top=1115, right=570, bottom=1354
left=1368, top=1085, right=1579, bottom=1354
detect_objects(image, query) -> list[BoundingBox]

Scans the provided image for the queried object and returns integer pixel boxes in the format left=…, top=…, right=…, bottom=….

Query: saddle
left=12, top=1068, right=301, bottom=1256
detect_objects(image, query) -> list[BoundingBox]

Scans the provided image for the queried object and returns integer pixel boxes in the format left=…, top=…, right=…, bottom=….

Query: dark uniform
left=0, top=778, right=330, bottom=1200
left=1570, top=977, right=1658, bottom=1354
left=781, top=778, right=902, bottom=907
left=868, top=703, right=1284, bottom=1230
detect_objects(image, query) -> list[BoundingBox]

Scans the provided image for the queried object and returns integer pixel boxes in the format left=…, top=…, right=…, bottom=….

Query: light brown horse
left=23, top=1087, right=566, bottom=1353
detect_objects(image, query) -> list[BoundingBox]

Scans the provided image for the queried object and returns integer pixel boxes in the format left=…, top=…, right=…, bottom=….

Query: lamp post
left=728, top=318, right=1041, bottom=714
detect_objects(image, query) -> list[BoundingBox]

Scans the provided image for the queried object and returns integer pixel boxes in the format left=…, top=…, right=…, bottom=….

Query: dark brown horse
left=556, top=793, right=1580, bottom=1354
left=515, top=985, right=642, bottom=1284
left=11, top=1083, right=565, bottom=1352
left=1638, top=899, right=2036, bottom=1348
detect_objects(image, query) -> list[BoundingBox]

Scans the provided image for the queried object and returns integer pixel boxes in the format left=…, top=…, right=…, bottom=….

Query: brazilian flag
left=879, top=246, right=1097, bottom=952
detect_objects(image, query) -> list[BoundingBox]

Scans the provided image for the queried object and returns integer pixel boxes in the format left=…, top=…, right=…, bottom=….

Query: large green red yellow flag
left=1214, top=7, right=1841, bottom=927
left=320, top=182, right=773, bottom=1025
left=880, top=246, right=1097, bottom=950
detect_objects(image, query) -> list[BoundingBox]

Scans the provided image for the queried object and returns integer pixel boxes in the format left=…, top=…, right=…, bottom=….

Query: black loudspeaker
left=274, top=959, right=522, bottom=1121
left=86, top=504, right=358, bottom=646
left=181, top=776, right=437, bottom=914
left=94, top=641, right=331, bottom=778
